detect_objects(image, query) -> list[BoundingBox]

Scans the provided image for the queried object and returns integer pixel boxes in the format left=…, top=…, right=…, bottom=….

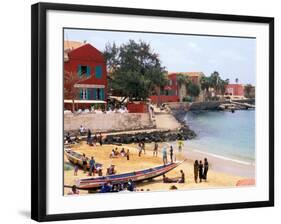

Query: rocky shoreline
left=103, top=125, right=196, bottom=144
left=189, top=99, right=255, bottom=111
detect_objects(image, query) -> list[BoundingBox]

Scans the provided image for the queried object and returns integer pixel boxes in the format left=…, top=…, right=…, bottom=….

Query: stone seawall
left=189, top=99, right=255, bottom=111
left=64, top=113, right=155, bottom=132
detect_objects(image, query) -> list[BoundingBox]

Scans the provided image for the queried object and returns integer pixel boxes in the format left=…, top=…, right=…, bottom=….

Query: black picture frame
left=31, top=2, right=274, bottom=222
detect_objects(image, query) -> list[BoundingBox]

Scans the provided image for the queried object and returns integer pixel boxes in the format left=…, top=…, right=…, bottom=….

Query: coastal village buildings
left=225, top=84, right=244, bottom=96
left=64, top=41, right=107, bottom=110
left=150, top=72, right=204, bottom=104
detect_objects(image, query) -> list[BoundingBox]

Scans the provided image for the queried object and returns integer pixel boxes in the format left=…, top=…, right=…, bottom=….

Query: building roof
left=65, top=43, right=105, bottom=62
left=168, top=72, right=204, bottom=77
left=64, top=40, right=84, bottom=51
left=64, top=40, right=85, bottom=61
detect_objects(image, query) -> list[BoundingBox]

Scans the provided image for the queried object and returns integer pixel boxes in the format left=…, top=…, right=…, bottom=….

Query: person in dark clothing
left=127, top=179, right=135, bottom=191
left=93, top=134, right=98, bottom=146
left=169, top=145, right=174, bottom=163
left=199, top=160, right=204, bottom=182
left=162, top=174, right=177, bottom=183
left=194, top=160, right=199, bottom=183
left=203, top=158, right=209, bottom=181
left=98, top=132, right=103, bottom=146
left=82, top=153, right=87, bottom=173
left=87, top=129, right=92, bottom=145
left=142, top=141, right=146, bottom=154
left=126, top=149, right=130, bottom=160
left=153, top=142, right=158, bottom=157
left=178, top=170, right=185, bottom=183
left=100, top=182, right=112, bottom=193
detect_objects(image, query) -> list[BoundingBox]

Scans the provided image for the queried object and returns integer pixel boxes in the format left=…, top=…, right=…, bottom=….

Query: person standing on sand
left=98, top=132, right=103, bottom=146
left=153, top=142, right=158, bottom=157
left=93, top=134, right=98, bottom=146
left=170, top=145, right=174, bottom=163
left=138, top=142, right=142, bottom=157
left=199, top=160, right=204, bottom=182
left=87, top=129, right=91, bottom=145
left=126, top=149, right=130, bottom=160
left=178, top=139, right=184, bottom=152
left=162, top=146, right=168, bottom=165
left=193, top=160, right=199, bottom=183
left=142, top=141, right=146, bottom=154
left=74, top=161, right=79, bottom=176
left=82, top=153, right=87, bottom=173
left=89, top=156, right=95, bottom=176
left=203, top=158, right=209, bottom=182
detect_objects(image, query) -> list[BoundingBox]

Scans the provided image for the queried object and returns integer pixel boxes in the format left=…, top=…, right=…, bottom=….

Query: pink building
left=225, top=84, right=244, bottom=96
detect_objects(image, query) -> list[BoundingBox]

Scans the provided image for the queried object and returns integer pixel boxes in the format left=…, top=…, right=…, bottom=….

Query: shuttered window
left=79, top=89, right=88, bottom=100
left=95, top=66, right=102, bottom=78
left=77, top=65, right=91, bottom=77
left=100, top=88, right=105, bottom=100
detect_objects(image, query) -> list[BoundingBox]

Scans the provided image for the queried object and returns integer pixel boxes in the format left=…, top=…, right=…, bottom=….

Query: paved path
left=154, top=113, right=181, bottom=130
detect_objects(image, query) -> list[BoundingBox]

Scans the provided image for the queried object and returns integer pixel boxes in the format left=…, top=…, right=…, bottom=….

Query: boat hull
left=77, top=161, right=183, bottom=190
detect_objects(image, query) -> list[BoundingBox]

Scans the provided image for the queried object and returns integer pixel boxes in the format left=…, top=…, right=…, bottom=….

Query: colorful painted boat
left=75, top=161, right=184, bottom=190
left=64, top=148, right=102, bottom=170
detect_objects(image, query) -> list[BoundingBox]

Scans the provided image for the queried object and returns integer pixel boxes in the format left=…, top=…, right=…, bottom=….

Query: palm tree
left=210, top=71, right=220, bottom=96
left=218, top=79, right=229, bottom=96
left=177, top=74, right=188, bottom=102
left=200, top=76, right=211, bottom=101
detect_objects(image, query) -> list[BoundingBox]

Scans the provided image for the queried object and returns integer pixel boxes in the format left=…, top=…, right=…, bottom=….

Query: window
left=95, top=88, right=105, bottom=100
left=95, top=65, right=102, bottom=78
left=97, top=89, right=101, bottom=99
left=78, top=65, right=91, bottom=77
left=79, top=89, right=88, bottom=100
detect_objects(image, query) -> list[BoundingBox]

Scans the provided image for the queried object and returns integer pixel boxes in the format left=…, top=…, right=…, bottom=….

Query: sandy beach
left=64, top=141, right=255, bottom=195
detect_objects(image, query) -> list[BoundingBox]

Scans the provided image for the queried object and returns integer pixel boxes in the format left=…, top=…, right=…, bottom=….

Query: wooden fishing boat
left=64, top=148, right=102, bottom=170
left=75, top=161, right=184, bottom=190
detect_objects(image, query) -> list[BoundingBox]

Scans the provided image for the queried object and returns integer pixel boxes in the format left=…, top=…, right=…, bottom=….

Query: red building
left=149, top=72, right=203, bottom=104
left=64, top=42, right=107, bottom=110
left=225, top=84, right=244, bottom=96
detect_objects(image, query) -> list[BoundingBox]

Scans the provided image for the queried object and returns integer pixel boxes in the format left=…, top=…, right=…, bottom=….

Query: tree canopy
left=104, top=40, right=167, bottom=101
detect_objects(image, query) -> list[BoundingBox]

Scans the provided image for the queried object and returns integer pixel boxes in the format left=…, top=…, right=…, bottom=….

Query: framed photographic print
left=31, top=2, right=274, bottom=222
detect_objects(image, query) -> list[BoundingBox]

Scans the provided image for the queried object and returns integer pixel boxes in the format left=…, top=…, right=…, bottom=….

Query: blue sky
left=64, top=29, right=256, bottom=84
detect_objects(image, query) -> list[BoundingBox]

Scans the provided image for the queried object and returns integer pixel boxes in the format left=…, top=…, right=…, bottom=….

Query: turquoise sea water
left=184, top=110, right=255, bottom=165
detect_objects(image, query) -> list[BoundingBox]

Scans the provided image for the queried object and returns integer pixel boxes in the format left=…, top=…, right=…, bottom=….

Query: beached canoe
left=64, top=148, right=102, bottom=170
left=75, top=161, right=184, bottom=190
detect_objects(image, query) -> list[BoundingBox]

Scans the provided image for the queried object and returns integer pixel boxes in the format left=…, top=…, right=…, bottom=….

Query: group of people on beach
left=109, top=147, right=130, bottom=160
left=85, top=128, right=103, bottom=147
left=161, top=145, right=175, bottom=165
left=100, top=179, right=135, bottom=193
left=79, top=154, right=102, bottom=176
left=153, top=142, right=185, bottom=165
left=194, top=158, right=209, bottom=183
left=65, top=132, right=80, bottom=145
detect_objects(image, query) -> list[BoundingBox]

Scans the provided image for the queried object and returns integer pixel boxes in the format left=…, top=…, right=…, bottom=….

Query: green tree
left=244, top=84, right=255, bottom=98
left=176, top=74, right=189, bottom=102
left=200, top=76, right=211, bottom=100
left=104, top=40, right=167, bottom=103
left=187, top=83, right=200, bottom=101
